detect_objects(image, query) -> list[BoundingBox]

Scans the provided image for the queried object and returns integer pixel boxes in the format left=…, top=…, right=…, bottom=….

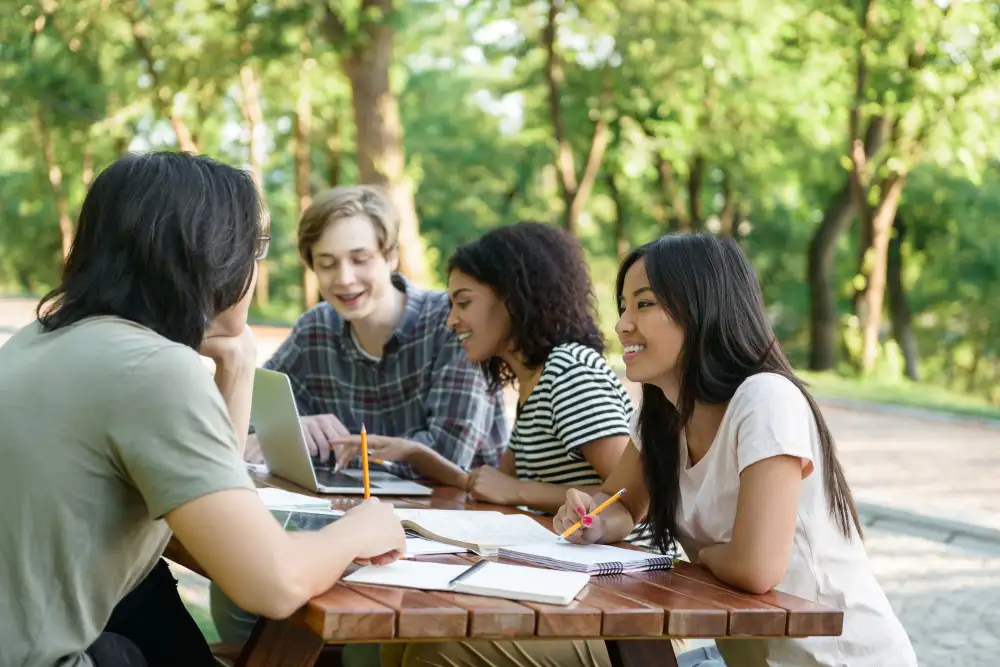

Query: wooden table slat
left=671, top=562, right=844, bottom=637
left=415, top=555, right=537, bottom=638
left=628, top=571, right=787, bottom=637
left=517, top=597, right=603, bottom=638
left=447, top=551, right=603, bottom=638
left=590, top=574, right=728, bottom=638
left=574, top=582, right=664, bottom=637
left=303, top=584, right=397, bottom=641
left=342, top=583, right=469, bottom=639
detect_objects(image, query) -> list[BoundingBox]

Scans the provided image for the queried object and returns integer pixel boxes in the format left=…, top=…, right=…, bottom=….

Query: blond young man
left=212, top=186, right=508, bottom=649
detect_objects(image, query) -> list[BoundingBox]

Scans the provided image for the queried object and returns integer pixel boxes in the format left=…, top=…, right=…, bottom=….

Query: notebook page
left=393, top=509, right=558, bottom=548
left=343, top=560, right=590, bottom=605
left=344, top=560, right=468, bottom=591
left=403, top=537, right=470, bottom=557
left=457, top=562, right=590, bottom=605
left=257, top=487, right=331, bottom=509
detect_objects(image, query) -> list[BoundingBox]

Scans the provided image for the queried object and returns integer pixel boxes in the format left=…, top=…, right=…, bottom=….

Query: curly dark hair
left=447, top=221, right=605, bottom=391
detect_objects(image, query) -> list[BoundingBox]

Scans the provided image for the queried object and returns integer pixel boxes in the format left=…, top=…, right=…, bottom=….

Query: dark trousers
left=86, top=558, right=216, bottom=667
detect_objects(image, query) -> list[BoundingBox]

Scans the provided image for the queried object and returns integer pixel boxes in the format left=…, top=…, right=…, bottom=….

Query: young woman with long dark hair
left=553, top=234, right=916, bottom=666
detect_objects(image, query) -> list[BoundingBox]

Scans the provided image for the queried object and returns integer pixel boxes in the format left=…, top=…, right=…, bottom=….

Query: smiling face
left=310, top=214, right=397, bottom=322
left=615, top=258, right=686, bottom=393
left=445, top=269, right=511, bottom=362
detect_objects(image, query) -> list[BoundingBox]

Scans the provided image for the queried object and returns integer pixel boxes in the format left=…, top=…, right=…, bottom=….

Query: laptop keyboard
left=314, top=467, right=367, bottom=488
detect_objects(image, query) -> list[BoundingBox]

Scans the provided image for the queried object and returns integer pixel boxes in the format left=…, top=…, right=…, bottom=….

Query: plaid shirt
left=263, top=274, right=508, bottom=479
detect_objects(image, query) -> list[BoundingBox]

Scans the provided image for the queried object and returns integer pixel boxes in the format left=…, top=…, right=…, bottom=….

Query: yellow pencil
left=360, top=423, right=371, bottom=499
left=560, top=488, right=626, bottom=540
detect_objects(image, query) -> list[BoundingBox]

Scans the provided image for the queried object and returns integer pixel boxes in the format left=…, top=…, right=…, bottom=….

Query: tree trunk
left=806, top=115, right=890, bottom=371
left=126, top=6, right=199, bottom=154
left=322, top=1, right=428, bottom=285
left=886, top=214, right=918, bottom=380
left=605, top=172, right=629, bottom=258
left=654, top=155, right=689, bottom=232
left=326, top=116, right=342, bottom=188
left=35, top=110, right=74, bottom=259
left=858, top=174, right=906, bottom=373
left=82, top=143, right=94, bottom=190
left=170, top=107, right=199, bottom=154
left=543, top=0, right=608, bottom=234
left=718, top=168, right=737, bottom=238
left=294, top=74, right=320, bottom=310
left=687, top=155, right=704, bottom=230
left=807, top=184, right=853, bottom=371
left=239, top=62, right=269, bottom=308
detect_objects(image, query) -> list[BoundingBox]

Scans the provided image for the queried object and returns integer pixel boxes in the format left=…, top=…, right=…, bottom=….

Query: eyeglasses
left=255, top=235, right=270, bottom=261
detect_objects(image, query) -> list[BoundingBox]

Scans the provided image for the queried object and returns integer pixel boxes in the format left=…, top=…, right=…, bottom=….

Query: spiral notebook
left=498, top=542, right=675, bottom=574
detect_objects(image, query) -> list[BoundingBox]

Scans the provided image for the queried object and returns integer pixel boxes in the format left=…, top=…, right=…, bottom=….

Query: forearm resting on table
left=516, top=481, right=602, bottom=515
left=697, top=542, right=782, bottom=595
left=168, top=489, right=365, bottom=620
left=409, top=443, right=470, bottom=489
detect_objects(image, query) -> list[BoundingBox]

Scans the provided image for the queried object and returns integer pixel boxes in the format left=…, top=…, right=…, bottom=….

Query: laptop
left=251, top=367, right=434, bottom=496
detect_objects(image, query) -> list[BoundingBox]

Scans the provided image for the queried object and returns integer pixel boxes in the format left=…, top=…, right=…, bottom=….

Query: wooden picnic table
left=165, top=475, right=844, bottom=667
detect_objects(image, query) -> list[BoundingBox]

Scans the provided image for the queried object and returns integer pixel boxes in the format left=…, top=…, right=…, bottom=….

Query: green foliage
left=0, top=0, right=998, bottom=404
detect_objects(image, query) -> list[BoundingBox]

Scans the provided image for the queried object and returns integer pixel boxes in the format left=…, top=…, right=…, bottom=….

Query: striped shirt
left=510, top=343, right=632, bottom=485
left=263, top=274, right=508, bottom=479
left=510, top=343, right=670, bottom=555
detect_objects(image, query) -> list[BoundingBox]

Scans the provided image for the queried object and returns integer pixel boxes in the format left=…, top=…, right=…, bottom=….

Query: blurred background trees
left=1, top=0, right=998, bottom=404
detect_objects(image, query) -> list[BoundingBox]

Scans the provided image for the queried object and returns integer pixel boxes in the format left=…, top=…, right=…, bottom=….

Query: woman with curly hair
left=380, top=224, right=704, bottom=667
left=446, top=221, right=633, bottom=513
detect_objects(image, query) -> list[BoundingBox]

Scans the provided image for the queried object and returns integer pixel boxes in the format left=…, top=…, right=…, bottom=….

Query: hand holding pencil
left=553, top=488, right=627, bottom=544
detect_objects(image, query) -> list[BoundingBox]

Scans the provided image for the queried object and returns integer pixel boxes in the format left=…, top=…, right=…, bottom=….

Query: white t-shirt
left=632, top=373, right=916, bottom=667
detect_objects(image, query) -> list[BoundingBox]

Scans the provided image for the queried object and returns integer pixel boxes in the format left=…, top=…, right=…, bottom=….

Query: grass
left=186, top=602, right=221, bottom=644
left=798, top=370, right=1000, bottom=422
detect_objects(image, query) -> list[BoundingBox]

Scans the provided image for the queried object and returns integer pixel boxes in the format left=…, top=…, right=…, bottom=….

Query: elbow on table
left=737, top=572, right=778, bottom=596
left=242, top=573, right=312, bottom=620
left=732, top=561, right=786, bottom=596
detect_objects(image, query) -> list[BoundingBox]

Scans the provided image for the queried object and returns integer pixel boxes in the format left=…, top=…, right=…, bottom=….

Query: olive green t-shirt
left=0, top=317, right=254, bottom=667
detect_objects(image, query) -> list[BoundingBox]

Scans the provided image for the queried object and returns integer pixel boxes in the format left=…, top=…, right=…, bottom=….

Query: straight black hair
left=615, top=234, right=861, bottom=555
left=37, top=151, right=263, bottom=350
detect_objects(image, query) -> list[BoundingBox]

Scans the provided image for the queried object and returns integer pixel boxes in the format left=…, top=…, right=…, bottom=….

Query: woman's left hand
left=466, top=466, right=523, bottom=505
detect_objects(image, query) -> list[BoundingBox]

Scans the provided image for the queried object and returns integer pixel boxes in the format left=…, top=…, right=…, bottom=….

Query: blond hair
left=297, top=185, right=399, bottom=268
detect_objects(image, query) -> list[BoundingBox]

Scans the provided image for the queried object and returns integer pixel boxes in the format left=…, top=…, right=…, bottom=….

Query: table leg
left=234, top=618, right=325, bottom=667
left=606, top=639, right=679, bottom=667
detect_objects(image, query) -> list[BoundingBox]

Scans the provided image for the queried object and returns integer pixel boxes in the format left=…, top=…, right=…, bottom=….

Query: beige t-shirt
left=0, top=317, right=254, bottom=667
left=632, top=373, right=916, bottom=667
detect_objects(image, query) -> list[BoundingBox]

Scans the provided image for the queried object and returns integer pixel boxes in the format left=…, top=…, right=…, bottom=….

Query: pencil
left=560, top=488, right=626, bottom=540
left=360, top=423, right=371, bottom=499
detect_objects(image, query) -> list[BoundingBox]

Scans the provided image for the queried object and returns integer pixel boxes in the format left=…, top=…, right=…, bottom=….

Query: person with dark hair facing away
left=0, top=152, right=405, bottom=667
left=553, top=234, right=917, bottom=667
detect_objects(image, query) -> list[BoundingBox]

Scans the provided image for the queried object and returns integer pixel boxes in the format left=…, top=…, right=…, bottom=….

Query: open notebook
left=498, top=542, right=674, bottom=574
left=344, top=559, right=590, bottom=605
left=393, top=509, right=558, bottom=556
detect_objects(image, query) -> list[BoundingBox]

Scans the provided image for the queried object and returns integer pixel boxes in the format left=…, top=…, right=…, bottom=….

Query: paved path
left=3, top=297, right=999, bottom=664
